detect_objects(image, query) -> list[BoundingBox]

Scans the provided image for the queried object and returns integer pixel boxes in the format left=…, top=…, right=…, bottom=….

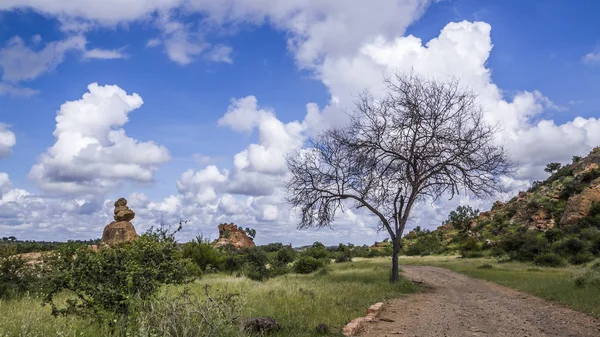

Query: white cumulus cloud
left=29, top=83, right=170, bottom=195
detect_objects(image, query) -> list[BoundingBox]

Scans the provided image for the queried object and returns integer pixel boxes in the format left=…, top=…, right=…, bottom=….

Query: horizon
left=1, top=0, right=600, bottom=246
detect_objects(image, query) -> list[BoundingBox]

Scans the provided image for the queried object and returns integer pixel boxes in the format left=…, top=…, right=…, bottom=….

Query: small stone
left=242, top=317, right=280, bottom=334
left=316, top=323, right=329, bottom=334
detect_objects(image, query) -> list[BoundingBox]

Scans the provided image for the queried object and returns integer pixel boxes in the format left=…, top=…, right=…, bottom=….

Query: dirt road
left=362, top=266, right=600, bottom=337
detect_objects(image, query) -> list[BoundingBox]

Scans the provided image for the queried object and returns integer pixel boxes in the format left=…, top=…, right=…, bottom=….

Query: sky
left=1, top=0, right=600, bottom=246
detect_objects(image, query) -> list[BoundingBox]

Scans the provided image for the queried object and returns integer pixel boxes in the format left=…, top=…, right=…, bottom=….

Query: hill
left=402, top=147, right=600, bottom=265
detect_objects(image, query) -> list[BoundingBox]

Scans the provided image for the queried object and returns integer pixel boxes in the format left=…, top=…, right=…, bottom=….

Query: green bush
left=242, top=247, right=271, bottom=281
left=533, top=252, right=566, bottom=267
left=335, top=251, right=352, bottom=263
left=459, top=237, right=481, bottom=258
left=568, top=252, right=595, bottom=265
left=293, top=256, right=324, bottom=274
left=404, top=231, right=444, bottom=256
left=182, top=235, right=221, bottom=272
left=574, top=268, right=600, bottom=288
left=499, top=232, right=550, bottom=261
left=274, top=246, right=297, bottom=266
left=303, top=242, right=330, bottom=259
left=544, top=228, right=564, bottom=244
left=43, top=226, right=195, bottom=328
left=0, top=246, right=41, bottom=299
left=553, top=237, right=588, bottom=257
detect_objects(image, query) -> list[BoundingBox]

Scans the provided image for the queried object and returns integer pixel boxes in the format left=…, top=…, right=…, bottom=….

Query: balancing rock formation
left=101, top=198, right=140, bottom=245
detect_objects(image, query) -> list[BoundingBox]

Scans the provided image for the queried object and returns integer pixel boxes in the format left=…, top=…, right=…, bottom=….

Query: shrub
left=242, top=247, right=271, bottom=281
left=533, top=252, right=566, bottom=267
left=477, top=263, right=493, bottom=269
left=499, top=232, right=550, bottom=261
left=134, top=286, right=243, bottom=337
left=293, top=256, right=324, bottom=274
left=405, top=231, right=444, bottom=256
left=544, top=228, right=564, bottom=244
left=553, top=237, right=588, bottom=257
left=462, top=251, right=484, bottom=258
left=591, top=236, right=600, bottom=256
left=574, top=268, right=600, bottom=288
left=43, top=226, right=195, bottom=328
left=182, top=235, right=221, bottom=272
left=0, top=246, right=41, bottom=299
left=568, top=252, right=595, bottom=265
left=303, top=243, right=330, bottom=259
left=335, top=251, right=352, bottom=263
left=274, top=246, right=297, bottom=266
left=460, top=237, right=481, bottom=258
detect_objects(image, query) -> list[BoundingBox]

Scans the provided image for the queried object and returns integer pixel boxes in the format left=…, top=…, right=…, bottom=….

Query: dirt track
left=361, top=266, right=600, bottom=337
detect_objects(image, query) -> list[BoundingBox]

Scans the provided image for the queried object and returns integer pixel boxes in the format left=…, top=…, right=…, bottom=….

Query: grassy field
left=0, top=258, right=418, bottom=337
left=399, top=255, right=600, bottom=318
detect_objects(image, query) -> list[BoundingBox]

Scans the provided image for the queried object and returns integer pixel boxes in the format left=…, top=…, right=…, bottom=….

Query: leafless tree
left=286, top=72, right=513, bottom=283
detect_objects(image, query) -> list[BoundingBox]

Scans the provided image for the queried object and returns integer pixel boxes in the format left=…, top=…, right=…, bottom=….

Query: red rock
left=213, top=223, right=255, bottom=249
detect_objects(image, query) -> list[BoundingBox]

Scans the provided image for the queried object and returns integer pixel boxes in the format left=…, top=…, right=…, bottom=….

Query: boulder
left=241, top=317, right=280, bottom=334
left=213, top=223, right=255, bottom=249
left=561, top=178, right=600, bottom=225
left=101, top=221, right=139, bottom=245
left=528, top=206, right=555, bottom=231
left=315, top=323, right=329, bottom=334
left=101, top=198, right=139, bottom=246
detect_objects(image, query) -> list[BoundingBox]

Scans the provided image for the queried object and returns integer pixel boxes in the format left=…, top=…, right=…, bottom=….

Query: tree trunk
left=390, top=237, right=400, bottom=283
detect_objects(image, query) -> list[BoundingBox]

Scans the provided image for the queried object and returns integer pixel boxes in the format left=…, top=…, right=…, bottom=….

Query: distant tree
left=544, top=162, right=562, bottom=174
left=447, top=205, right=480, bottom=233
left=312, top=241, right=325, bottom=249
left=244, top=228, right=257, bottom=240
left=572, top=156, right=582, bottom=163
left=286, top=72, right=512, bottom=283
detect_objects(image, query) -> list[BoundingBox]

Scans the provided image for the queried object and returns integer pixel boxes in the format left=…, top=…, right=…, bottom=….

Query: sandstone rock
left=561, top=178, right=600, bottom=225
left=574, top=163, right=599, bottom=177
left=101, top=198, right=139, bottom=246
left=114, top=209, right=135, bottom=222
left=529, top=206, right=555, bottom=231
left=241, top=317, right=280, bottom=334
left=369, top=241, right=390, bottom=250
left=491, top=201, right=504, bottom=211
left=343, top=302, right=384, bottom=336
left=213, top=223, right=255, bottom=249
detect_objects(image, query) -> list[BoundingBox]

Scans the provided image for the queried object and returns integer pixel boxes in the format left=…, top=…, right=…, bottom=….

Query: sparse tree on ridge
left=544, top=162, right=562, bottom=174
left=286, top=72, right=512, bottom=283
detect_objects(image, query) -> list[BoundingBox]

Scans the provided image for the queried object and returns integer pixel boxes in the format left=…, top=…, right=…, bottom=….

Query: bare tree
left=286, top=72, right=513, bottom=283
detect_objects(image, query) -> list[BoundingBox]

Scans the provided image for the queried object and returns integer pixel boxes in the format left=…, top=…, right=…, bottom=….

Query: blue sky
left=1, top=0, right=599, bottom=245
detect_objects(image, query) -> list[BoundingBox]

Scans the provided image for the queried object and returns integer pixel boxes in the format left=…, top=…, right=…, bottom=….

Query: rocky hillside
left=403, top=147, right=600, bottom=264
left=461, top=146, right=600, bottom=234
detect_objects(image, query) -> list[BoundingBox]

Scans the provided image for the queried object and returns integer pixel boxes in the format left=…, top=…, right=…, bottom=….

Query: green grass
left=399, top=255, right=600, bottom=318
left=0, top=258, right=417, bottom=337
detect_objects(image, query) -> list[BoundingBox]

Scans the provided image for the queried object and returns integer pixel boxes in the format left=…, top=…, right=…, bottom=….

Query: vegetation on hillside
left=400, top=148, right=600, bottom=284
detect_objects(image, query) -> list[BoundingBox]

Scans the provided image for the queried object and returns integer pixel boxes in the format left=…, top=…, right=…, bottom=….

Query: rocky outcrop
left=101, top=198, right=139, bottom=246
left=528, top=206, right=555, bottom=231
left=369, top=241, right=390, bottom=250
left=561, top=178, right=600, bottom=225
left=213, top=223, right=255, bottom=249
